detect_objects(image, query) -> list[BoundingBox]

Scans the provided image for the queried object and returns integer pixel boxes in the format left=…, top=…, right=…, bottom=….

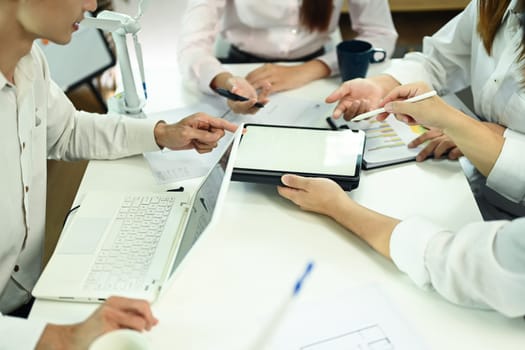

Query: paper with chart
left=263, top=286, right=427, bottom=350
left=144, top=93, right=331, bottom=184
left=356, top=115, right=427, bottom=169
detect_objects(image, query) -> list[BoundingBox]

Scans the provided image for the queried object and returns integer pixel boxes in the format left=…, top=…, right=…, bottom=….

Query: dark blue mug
left=336, top=40, right=387, bottom=81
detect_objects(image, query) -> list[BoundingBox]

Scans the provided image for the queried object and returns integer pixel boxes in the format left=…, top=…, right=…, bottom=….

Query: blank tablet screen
left=234, top=125, right=363, bottom=177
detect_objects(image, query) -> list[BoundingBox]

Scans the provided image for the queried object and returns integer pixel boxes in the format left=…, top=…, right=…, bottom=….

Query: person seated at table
left=0, top=0, right=237, bottom=348
left=325, top=0, right=525, bottom=220
left=278, top=82, right=525, bottom=317
left=177, top=0, right=397, bottom=114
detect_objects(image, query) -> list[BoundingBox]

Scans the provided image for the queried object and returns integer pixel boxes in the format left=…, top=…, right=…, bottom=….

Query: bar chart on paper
left=360, top=115, right=427, bottom=169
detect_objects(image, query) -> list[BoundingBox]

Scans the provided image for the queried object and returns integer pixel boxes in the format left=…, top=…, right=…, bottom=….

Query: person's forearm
left=331, top=199, right=399, bottom=259
left=442, top=109, right=504, bottom=176
left=302, top=59, right=331, bottom=81
left=36, top=324, right=71, bottom=350
left=481, top=121, right=507, bottom=135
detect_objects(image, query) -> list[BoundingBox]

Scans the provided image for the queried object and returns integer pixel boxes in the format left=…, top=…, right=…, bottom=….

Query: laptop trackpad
left=56, top=217, right=110, bottom=254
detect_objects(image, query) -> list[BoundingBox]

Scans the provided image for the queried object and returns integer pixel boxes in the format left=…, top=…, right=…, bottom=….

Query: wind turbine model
left=82, top=0, right=149, bottom=117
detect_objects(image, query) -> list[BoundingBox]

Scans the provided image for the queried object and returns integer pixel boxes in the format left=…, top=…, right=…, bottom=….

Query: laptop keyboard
left=84, top=194, right=176, bottom=292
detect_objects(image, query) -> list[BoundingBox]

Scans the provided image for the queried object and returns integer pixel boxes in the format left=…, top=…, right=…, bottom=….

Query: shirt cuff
left=316, top=51, right=339, bottom=77
left=486, top=136, right=525, bottom=202
left=503, top=128, right=525, bottom=140
left=382, top=57, right=434, bottom=87
left=197, top=57, right=227, bottom=94
left=0, top=315, right=47, bottom=349
left=124, top=117, right=161, bottom=153
left=390, top=217, right=446, bottom=287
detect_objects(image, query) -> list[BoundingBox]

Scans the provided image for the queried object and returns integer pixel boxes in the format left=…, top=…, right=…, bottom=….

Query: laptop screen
left=168, top=139, right=234, bottom=277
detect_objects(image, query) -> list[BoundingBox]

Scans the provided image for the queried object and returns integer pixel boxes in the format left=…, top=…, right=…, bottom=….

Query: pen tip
left=292, top=261, right=315, bottom=296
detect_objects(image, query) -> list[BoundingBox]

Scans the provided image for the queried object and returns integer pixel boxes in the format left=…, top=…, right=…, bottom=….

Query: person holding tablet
left=177, top=0, right=397, bottom=114
left=325, top=0, right=525, bottom=219
left=278, top=82, right=525, bottom=317
left=0, top=0, right=237, bottom=348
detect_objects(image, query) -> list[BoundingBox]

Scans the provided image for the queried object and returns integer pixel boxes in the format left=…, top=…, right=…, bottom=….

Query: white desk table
left=30, top=64, right=525, bottom=349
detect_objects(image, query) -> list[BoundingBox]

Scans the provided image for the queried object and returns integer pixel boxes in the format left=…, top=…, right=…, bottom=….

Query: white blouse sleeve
left=382, top=0, right=477, bottom=94
left=177, top=0, right=227, bottom=94
left=486, top=132, right=525, bottom=203
left=33, top=45, right=160, bottom=161
left=390, top=216, right=525, bottom=317
left=0, top=315, right=46, bottom=349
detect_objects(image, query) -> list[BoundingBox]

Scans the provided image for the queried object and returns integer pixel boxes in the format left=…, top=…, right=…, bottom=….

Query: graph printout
left=360, top=115, right=427, bottom=168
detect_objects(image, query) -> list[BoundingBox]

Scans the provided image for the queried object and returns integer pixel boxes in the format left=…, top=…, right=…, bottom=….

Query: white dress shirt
left=178, top=0, right=398, bottom=93
left=391, top=216, right=525, bottom=317
left=373, top=0, right=525, bottom=316
left=383, top=0, right=525, bottom=214
left=0, top=44, right=159, bottom=349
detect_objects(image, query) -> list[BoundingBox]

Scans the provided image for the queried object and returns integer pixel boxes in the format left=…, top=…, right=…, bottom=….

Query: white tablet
left=232, top=124, right=365, bottom=191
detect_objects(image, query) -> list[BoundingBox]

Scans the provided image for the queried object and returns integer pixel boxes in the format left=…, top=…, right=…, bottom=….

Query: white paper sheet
left=261, top=285, right=427, bottom=350
left=223, top=92, right=332, bottom=128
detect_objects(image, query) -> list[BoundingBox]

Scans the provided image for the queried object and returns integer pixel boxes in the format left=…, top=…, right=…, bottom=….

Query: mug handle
left=370, top=48, right=387, bottom=63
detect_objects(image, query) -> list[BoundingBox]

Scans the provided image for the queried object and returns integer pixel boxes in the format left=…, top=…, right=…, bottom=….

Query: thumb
left=281, top=174, right=306, bottom=189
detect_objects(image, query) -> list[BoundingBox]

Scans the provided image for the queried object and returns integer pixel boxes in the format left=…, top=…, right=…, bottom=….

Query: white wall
left=112, top=0, right=192, bottom=112
left=113, top=0, right=189, bottom=67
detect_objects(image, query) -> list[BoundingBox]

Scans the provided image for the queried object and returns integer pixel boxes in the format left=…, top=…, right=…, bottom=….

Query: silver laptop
left=33, top=127, right=242, bottom=303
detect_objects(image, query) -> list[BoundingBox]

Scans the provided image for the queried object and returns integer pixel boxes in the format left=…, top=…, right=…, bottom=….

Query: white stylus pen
left=351, top=90, right=438, bottom=122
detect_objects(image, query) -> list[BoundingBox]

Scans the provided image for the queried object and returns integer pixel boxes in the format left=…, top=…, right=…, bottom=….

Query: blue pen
left=293, top=261, right=314, bottom=296
left=252, top=261, right=315, bottom=349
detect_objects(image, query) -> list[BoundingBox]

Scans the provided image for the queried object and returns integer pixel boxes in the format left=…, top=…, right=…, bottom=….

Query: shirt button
left=14, top=265, right=19, bottom=272
left=25, top=186, right=29, bottom=193
left=291, top=29, right=297, bottom=34
left=22, top=142, right=26, bottom=149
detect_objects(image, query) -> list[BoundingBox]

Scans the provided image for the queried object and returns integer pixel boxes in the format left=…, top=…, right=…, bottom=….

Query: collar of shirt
left=14, top=50, right=36, bottom=87
left=0, top=71, right=7, bottom=89
left=505, top=0, right=521, bottom=21
left=0, top=47, right=37, bottom=90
